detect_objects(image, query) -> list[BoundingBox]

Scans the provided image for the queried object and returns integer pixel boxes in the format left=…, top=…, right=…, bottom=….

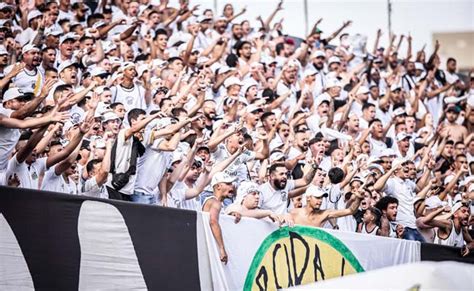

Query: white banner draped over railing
left=198, top=213, right=420, bottom=291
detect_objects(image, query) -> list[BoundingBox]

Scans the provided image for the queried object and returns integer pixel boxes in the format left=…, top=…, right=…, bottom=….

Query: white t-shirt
left=369, top=136, right=387, bottom=157
left=384, top=176, right=417, bottom=229
left=111, top=83, right=147, bottom=112
left=134, top=137, right=172, bottom=195
left=259, top=180, right=296, bottom=214
left=4, top=65, right=44, bottom=94
left=6, top=155, right=46, bottom=190
left=326, top=184, right=357, bottom=232
left=211, top=144, right=256, bottom=185
left=0, top=106, right=21, bottom=171
left=105, top=129, right=136, bottom=195
left=169, top=181, right=200, bottom=211
left=41, top=166, right=77, bottom=194
left=81, top=176, right=108, bottom=199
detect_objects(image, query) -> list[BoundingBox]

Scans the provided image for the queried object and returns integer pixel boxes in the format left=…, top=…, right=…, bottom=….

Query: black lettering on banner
left=313, top=243, right=325, bottom=281
left=289, top=231, right=309, bottom=286
left=341, top=257, right=346, bottom=276
left=283, top=244, right=294, bottom=288
left=256, top=266, right=268, bottom=291
left=272, top=243, right=282, bottom=290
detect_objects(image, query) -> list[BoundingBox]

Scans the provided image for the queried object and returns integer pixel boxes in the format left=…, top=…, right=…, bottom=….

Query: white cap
left=315, top=94, right=331, bottom=107
left=59, top=32, right=79, bottom=44
left=451, top=201, right=466, bottom=216
left=396, top=132, right=411, bottom=142
left=217, top=65, right=235, bottom=75
left=306, top=185, right=328, bottom=198
left=425, top=196, right=447, bottom=210
left=136, top=64, right=149, bottom=78
left=21, top=44, right=40, bottom=54
left=393, top=107, right=406, bottom=116
left=246, top=104, right=262, bottom=114
left=328, top=56, right=341, bottom=65
left=92, top=21, right=106, bottom=29
left=45, top=28, right=63, bottom=37
left=0, top=45, right=7, bottom=55
left=211, top=172, right=236, bottom=187
left=101, top=111, right=120, bottom=123
left=392, top=157, right=408, bottom=169
left=58, top=60, right=78, bottom=74
left=326, top=78, right=342, bottom=88
left=103, top=42, right=117, bottom=54
left=303, top=68, right=318, bottom=78
left=236, top=181, right=260, bottom=205
left=269, top=151, right=286, bottom=164
left=27, top=10, right=43, bottom=23
left=95, top=138, right=106, bottom=149
left=2, top=87, right=24, bottom=102
left=197, top=15, right=213, bottom=23
left=390, top=83, right=402, bottom=91
left=224, top=76, right=243, bottom=88
left=241, top=79, right=258, bottom=94
left=367, top=163, right=385, bottom=174
left=90, top=67, right=108, bottom=77
left=310, top=50, right=325, bottom=59
left=120, top=61, right=136, bottom=71
left=444, top=95, right=469, bottom=105
left=415, top=62, right=424, bottom=71
left=356, top=86, right=370, bottom=95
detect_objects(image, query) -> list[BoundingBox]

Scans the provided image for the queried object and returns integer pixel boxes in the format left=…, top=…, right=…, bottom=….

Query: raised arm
left=95, top=138, right=113, bottom=186
left=326, top=20, right=352, bottom=43
left=15, top=126, right=49, bottom=163
left=327, top=190, right=363, bottom=218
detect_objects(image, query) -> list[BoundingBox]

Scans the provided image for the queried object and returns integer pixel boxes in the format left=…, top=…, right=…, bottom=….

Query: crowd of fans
left=0, top=0, right=473, bottom=263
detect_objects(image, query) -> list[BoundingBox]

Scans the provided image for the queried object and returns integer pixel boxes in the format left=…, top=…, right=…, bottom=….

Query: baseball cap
left=303, top=68, right=318, bottom=78
left=450, top=201, right=466, bottom=216
left=2, top=87, right=24, bottom=103
left=326, top=78, right=342, bottom=88
left=425, top=196, right=447, bottom=210
left=45, top=28, right=63, bottom=37
left=58, top=60, right=78, bottom=74
left=236, top=181, right=260, bottom=204
left=21, top=44, right=40, bottom=54
left=269, top=151, right=286, bottom=164
left=197, top=15, right=213, bottom=23
left=396, top=132, right=411, bottom=142
left=306, top=185, right=328, bottom=198
left=310, top=50, right=325, bottom=59
left=393, top=107, right=406, bottom=116
left=90, top=67, right=109, bottom=77
left=27, top=10, right=43, bottom=23
left=211, top=172, right=236, bottom=187
left=224, top=76, right=243, bottom=88
left=246, top=104, right=262, bottom=114
left=241, top=79, right=258, bottom=94
left=120, top=62, right=136, bottom=71
left=101, top=111, right=120, bottom=123
left=390, top=83, right=402, bottom=91
left=0, top=45, right=7, bottom=55
left=414, top=62, right=424, bottom=71
left=356, top=86, right=370, bottom=95
left=367, top=163, right=385, bottom=174
left=315, top=94, right=331, bottom=107
left=328, top=56, right=341, bottom=65
left=445, top=104, right=461, bottom=113
left=59, top=32, right=79, bottom=44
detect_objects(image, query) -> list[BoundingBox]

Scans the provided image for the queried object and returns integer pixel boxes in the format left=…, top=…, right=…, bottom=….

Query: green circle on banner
left=243, top=226, right=364, bottom=291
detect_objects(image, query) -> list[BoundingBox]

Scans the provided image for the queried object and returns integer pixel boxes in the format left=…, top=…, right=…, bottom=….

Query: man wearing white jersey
left=4, top=44, right=44, bottom=94
left=111, top=62, right=150, bottom=112
left=374, top=158, right=425, bottom=242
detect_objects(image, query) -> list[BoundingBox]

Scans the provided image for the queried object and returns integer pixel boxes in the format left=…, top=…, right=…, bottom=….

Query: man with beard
left=374, top=158, right=425, bottom=242
left=275, top=63, right=300, bottom=109
left=201, top=99, right=216, bottom=130
left=308, top=50, right=326, bottom=97
left=428, top=201, right=474, bottom=256
left=4, top=44, right=44, bottom=95
left=286, top=186, right=363, bottom=228
left=259, top=161, right=318, bottom=214
left=402, top=61, right=417, bottom=92
left=111, top=62, right=150, bottom=112
left=287, top=130, right=310, bottom=178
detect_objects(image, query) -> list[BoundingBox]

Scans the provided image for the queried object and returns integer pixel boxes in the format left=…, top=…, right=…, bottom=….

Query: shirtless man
left=287, top=185, right=363, bottom=227
left=202, top=172, right=241, bottom=264
left=443, top=104, right=467, bottom=143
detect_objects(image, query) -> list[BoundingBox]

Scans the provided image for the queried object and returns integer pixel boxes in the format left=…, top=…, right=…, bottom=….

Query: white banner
left=198, top=213, right=420, bottom=291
